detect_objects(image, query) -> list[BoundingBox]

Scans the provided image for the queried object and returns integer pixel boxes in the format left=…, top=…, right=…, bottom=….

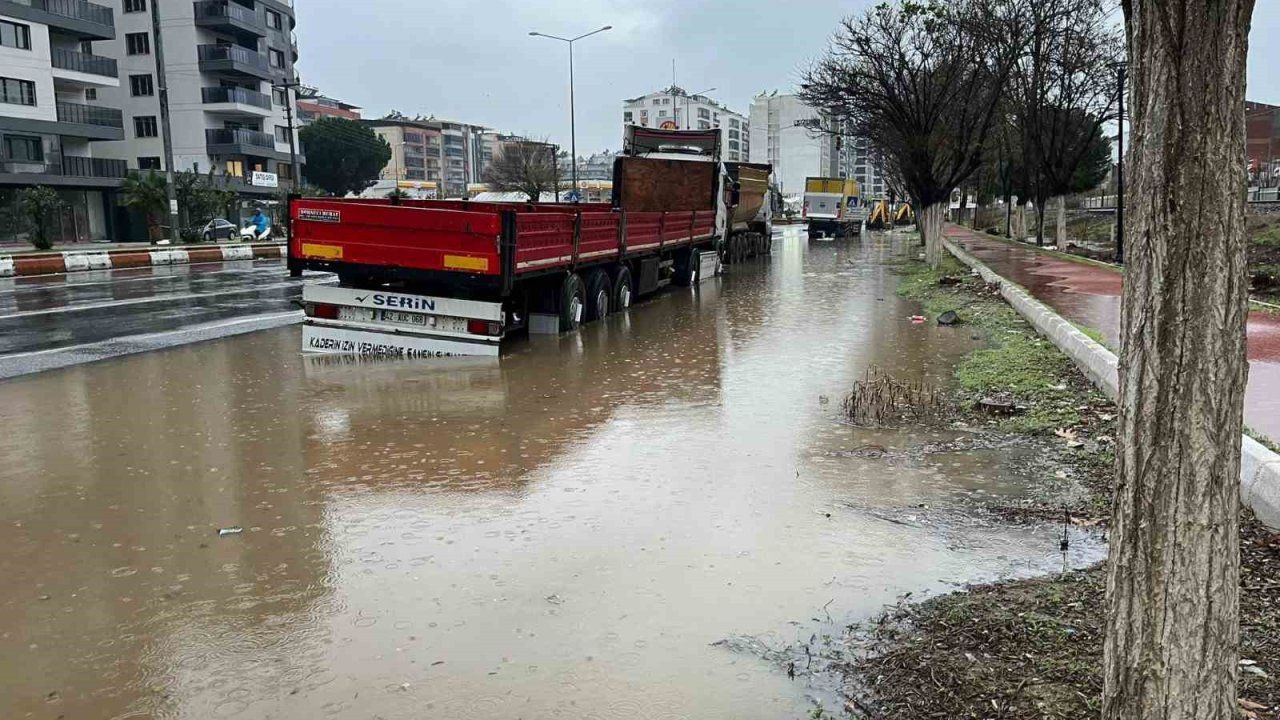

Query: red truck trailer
left=289, top=128, right=771, bottom=358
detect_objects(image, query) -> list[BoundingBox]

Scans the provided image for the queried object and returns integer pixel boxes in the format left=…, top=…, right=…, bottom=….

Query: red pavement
left=945, top=225, right=1280, bottom=442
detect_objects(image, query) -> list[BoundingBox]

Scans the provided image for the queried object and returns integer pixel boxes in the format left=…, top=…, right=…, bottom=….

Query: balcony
left=201, top=86, right=271, bottom=116
left=55, top=101, right=123, bottom=140
left=206, top=127, right=284, bottom=159
left=0, top=155, right=127, bottom=187
left=50, top=47, right=119, bottom=86
left=193, top=1, right=264, bottom=41
left=0, top=0, right=114, bottom=39
left=197, top=44, right=272, bottom=81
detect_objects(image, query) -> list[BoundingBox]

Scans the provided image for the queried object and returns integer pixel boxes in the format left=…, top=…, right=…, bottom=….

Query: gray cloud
left=297, top=2, right=1280, bottom=154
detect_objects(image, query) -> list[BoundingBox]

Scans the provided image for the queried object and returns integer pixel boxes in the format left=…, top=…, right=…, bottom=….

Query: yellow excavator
left=866, top=199, right=914, bottom=230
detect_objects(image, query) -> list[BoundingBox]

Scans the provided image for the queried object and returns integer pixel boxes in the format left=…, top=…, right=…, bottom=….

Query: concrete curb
left=944, top=237, right=1280, bottom=530
left=0, top=243, right=285, bottom=278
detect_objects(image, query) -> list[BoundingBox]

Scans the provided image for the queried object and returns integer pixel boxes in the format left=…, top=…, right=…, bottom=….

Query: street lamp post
left=529, top=25, right=611, bottom=201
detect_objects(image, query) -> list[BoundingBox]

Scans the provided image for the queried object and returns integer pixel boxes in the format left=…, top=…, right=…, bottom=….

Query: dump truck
left=803, top=177, right=862, bottom=239
left=288, top=126, right=772, bottom=358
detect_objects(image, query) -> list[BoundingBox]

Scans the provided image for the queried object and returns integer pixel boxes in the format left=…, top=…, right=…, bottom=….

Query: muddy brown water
left=0, top=228, right=1103, bottom=719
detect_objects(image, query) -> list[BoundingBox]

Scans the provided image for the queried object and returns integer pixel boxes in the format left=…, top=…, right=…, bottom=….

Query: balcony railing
left=3, top=0, right=114, bottom=28
left=197, top=44, right=268, bottom=70
left=206, top=127, right=275, bottom=149
left=0, top=155, right=127, bottom=178
left=56, top=100, right=123, bottom=127
left=193, top=0, right=257, bottom=25
left=202, top=86, right=270, bottom=109
left=50, top=47, right=118, bottom=77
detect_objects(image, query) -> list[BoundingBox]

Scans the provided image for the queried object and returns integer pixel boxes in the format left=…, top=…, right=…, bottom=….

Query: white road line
left=0, top=277, right=334, bottom=320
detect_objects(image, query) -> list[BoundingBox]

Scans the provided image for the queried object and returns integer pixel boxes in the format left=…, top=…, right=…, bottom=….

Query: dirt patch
left=842, top=511, right=1280, bottom=719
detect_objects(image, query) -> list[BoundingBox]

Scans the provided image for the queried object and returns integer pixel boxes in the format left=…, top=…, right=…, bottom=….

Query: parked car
left=200, top=218, right=237, bottom=242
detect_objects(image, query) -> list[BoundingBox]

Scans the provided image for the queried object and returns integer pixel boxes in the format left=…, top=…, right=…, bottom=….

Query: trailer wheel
left=612, top=266, right=633, bottom=310
left=559, top=273, right=585, bottom=332
left=674, top=248, right=700, bottom=286
left=584, top=269, right=612, bottom=322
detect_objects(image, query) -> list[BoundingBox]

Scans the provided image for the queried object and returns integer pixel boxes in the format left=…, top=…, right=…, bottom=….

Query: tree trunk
left=1034, top=201, right=1046, bottom=246
left=1054, top=196, right=1066, bottom=247
left=919, top=202, right=945, bottom=268
left=1103, top=2, right=1254, bottom=720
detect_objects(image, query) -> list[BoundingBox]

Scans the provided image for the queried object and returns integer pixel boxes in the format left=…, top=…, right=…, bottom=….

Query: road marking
left=0, top=277, right=334, bottom=320
left=0, top=258, right=289, bottom=295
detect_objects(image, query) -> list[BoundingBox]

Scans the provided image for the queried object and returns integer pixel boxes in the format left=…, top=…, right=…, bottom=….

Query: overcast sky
left=297, top=1, right=1280, bottom=155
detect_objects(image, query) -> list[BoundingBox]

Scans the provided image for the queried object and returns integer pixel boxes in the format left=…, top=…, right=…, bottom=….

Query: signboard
left=659, top=120, right=678, bottom=130
left=169, top=199, right=178, bottom=214
left=251, top=171, right=279, bottom=188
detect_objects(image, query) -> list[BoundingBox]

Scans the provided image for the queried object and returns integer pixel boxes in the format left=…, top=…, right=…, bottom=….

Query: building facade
left=365, top=117, right=442, bottom=191
left=1247, top=100, right=1280, bottom=187
left=0, top=0, right=127, bottom=241
left=296, top=86, right=359, bottom=126
left=621, top=87, right=749, bottom=162
left=748, top=92, right=884, bottom=199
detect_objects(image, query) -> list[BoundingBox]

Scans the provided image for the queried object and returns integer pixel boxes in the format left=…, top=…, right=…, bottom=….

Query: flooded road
left=0, top=228, right=1101, bottom=719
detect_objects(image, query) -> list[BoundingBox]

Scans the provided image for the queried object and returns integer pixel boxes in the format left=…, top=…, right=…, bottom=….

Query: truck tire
left=674, top=248, right=700, bottom=286
left=559, top=273, right=585, bottom=332
left=584, top=269, right=612, bottom=322
left=612, top=266, right=633, bottom=310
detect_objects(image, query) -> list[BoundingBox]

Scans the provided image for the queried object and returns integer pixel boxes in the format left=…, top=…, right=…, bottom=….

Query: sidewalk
left=944, top=224, right=1280, bottom=442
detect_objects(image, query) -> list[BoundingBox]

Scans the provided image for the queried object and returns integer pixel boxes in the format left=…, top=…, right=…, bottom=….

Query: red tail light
left=309, top=303, right=339, bottom=320
left=802, top=204, right=808, bottom=218
left=467, top=319, right=502, bottom=336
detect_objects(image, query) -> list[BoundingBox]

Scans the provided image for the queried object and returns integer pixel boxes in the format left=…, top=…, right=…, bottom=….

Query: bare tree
left=800, top=0, right=1024, bottom=267
left=1102, top=2, right=1255, bottom=719
left=1011, top=0, right=1121, bottom=246
left=482, top=139, right=558, bottom=202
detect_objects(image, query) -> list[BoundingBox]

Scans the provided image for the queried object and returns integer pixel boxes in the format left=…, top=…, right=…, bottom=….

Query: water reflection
left=0, top=228, right=1102, bottom=720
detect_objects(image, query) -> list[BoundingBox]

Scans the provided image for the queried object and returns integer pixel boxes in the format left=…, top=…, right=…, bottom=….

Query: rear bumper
left=303, top=322, right=500, bottom=358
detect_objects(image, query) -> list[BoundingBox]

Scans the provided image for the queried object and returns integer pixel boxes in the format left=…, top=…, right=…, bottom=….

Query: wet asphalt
left=0, top=259, right=331, bottom=379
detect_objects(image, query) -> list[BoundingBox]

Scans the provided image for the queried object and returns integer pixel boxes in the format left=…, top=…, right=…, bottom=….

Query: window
left=728, top=141, right=739, bottom=151
left=133, top=115, right=158, bottom=138
left=272, top=87, right=287, bottom=105
left=137, top=156, right=161, bottom=170
left=662, top=98, right=670, bottom=105
left=266, top=9, right=282, bottom=30
left=730, top=119, right=740, bottom=129
left=274, top=125, right=290, bottom=143
left=0, top=77, right=35, bottom=106
left=3, top=135, right=43, bottom=162
left=651, top=99, right=660, bottom=106
left=277, top=162, right=292, bottom=180
left=698, top=120, right=710, bottom=129
left=728, top=129, right=739, bottom=140
left=269, top=49, right=285, bottom=69
left=126, top=32, right=150, bottom=55
left=659, top=110, right=667, bottom=117
left=406, top=169, right=425, bottom=180
left=225, top=159, right=244, bottom=177
left=0, top=20, right=31, bottom=50
left=129, top=74, right=154, bottom=97
left=124, top=0, right=146, bottom=12
left=404, top=132, right=423, bottom=144
left=84, top=88, right=97, bottom=101
left=697, top=107, right=710, bottom=119
left=623, top=112, right=633, bottom=122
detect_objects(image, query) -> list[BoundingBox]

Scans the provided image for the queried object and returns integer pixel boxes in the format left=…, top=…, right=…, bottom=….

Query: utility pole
left=1114, top=62, right=1126, bottom=264
left=271, top=80, right=300, bottom=188
left=149, top=1, right=178, bottom=244
left=529, top=25, right=611, bottom=202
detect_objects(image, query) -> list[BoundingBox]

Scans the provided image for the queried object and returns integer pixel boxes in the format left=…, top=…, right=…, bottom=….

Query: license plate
left=335, top=306, right=468, bottom=333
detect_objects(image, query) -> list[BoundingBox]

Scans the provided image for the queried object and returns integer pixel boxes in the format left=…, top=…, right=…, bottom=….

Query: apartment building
left=0, top=0, right=127, bottom=241
left=91, top=0, right=300, bottom=195
left=748, top=92, right=884, bottom=199
left=365, top=117, right=442, bottom=191
left=621, top=86, right=749, bottom=162
left=295, top=86, right=358, bottom=126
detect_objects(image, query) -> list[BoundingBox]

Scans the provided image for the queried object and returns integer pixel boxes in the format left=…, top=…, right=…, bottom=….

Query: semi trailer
left=288, top=126, right=772, bottom=358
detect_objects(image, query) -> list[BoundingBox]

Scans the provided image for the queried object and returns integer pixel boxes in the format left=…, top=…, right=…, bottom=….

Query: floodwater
left=0, top=228, right=1102, bottom=720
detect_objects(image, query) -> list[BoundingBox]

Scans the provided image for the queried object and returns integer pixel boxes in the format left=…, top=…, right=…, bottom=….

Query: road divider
left=944, top=237, right=1280, bottom=530
left=0, top=243, right=285, bottom=278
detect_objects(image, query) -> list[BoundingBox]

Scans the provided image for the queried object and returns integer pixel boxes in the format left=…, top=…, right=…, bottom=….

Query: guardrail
left=56, top=100, right=123, bottom=128
left=50, top=47, right=118, bottom=77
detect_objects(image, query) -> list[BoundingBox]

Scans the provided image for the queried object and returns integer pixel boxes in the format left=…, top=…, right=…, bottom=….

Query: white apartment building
left=621, top=86, right=749, bottom=162
left=748, top=92, right=885, bottom=199
left=1, top=0, right=127, bottom=241
left=92, top=0, right=300, bottom=196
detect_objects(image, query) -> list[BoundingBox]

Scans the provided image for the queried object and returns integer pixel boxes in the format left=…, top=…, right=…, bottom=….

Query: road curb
left=944, top=237, right=1280, bottom=530
left=0, top=243, right=285, bottom=278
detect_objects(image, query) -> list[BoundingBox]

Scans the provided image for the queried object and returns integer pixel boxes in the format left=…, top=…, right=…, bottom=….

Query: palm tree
left=120, top=170, right=169, bottom=243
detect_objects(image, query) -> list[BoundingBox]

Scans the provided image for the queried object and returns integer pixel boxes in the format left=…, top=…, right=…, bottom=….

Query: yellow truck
left=802, top=177, right=862, bottom=239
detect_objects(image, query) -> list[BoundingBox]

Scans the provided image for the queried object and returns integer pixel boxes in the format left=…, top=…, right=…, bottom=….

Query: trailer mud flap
left=303, top=324, right=500, bottom=358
